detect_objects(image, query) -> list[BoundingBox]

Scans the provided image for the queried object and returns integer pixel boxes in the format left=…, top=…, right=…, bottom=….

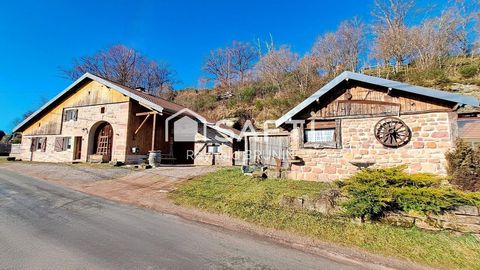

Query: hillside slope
left=174, top=56, right=480, bottom=127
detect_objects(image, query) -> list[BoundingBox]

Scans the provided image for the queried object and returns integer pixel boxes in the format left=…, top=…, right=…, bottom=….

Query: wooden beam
left=151, top=113, right=157, bottom=151
left=134, top=114, right=150, bottom=135
left=136, top=111, right=158, bottom=116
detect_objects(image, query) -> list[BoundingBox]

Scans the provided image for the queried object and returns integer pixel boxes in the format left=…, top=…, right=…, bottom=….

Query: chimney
left=135, top=86, right=145, bottom=92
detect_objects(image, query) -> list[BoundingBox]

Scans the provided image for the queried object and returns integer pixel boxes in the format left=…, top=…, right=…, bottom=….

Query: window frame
left=206, top=144, right=220, bottom=154
left=54, top=136, right=72, bottom=152
left=302, top=119, right=341, bottom=149
left=63, top=137, right=72, bottom=151
left=31, top=137, right=47, bottom=152
left=64, top=109, right=78, bottom=122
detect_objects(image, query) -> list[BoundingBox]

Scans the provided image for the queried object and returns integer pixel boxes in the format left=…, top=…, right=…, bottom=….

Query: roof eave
left=209, top=124, right=241, bottom=140
left=13, top=73, right=93, bottom=132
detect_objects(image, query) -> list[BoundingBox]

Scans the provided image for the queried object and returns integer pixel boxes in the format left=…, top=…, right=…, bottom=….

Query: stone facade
left=193, top=127, right=234, bottom=166
left=20, top=102, right=130, bottom=163
left=287, top=112, right=457, bottom=181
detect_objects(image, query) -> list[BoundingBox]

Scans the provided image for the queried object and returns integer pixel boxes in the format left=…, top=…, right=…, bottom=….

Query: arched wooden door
left=94, top=122, right=113, bottom=162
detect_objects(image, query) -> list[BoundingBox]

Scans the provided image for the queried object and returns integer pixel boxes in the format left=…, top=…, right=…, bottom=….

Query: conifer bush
left=338, top=166, right=480, bottom=221
left=446, top=140, right=480, bottom=192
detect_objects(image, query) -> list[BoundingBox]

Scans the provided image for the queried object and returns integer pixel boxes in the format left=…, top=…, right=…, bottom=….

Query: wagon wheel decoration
left=374, top=117, right=411, bottom=148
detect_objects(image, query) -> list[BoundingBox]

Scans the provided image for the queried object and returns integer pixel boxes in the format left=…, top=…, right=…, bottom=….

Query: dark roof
left=276, top=71, right=480, bottom=127
left=105, top=79, right=186, bottom=114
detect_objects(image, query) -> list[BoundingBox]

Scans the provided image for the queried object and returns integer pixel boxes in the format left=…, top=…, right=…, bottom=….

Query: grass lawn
left=170, top=168, right=480, bottom=270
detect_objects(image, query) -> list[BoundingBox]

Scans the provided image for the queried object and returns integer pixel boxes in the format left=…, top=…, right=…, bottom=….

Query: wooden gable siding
left=23, top=80, right=129, bottom=135
left=307, top=84, right=454, bottom=120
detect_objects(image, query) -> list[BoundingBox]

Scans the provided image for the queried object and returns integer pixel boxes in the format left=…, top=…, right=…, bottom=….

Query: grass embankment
left=170, top=168, right=480, bottom=270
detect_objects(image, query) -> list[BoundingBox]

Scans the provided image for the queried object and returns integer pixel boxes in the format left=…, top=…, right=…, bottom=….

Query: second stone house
left=270, top=71, right=480, bottom=181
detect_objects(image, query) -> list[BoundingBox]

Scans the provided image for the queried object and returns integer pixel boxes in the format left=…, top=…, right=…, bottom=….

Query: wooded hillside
left=172, top=0, right=480, bottom=127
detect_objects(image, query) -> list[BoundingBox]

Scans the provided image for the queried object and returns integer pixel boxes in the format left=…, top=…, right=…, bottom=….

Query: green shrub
left=237, top=86, right=257, bottom=102
left=459, top=64, right=479, bottom=78
left=339, top=166, right=479, bottom=221
left=392, top=187, right=471, bottom=214
left=446, top=140, right=480, bottom=192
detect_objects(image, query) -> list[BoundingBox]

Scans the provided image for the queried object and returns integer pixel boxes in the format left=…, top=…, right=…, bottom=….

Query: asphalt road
left=0, top=169, right=364, bottom=270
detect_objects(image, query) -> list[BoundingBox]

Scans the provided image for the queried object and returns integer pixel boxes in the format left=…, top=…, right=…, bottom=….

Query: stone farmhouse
left=13, top=73, right=241, bottom=166
left=271, top=71, right=480, bottom=181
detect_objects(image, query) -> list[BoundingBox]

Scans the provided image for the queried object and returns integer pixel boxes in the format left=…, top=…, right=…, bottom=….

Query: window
left=64, top=109, right=78, bottom=122
left=63, top=137, right=72, bottom=150
left=303, top=120, right=340, bottom=148
left=31, top=137, right=47, bottom=152
left=305, top=128, right=335, bottom=143
left=100, top=107, right=105, bottom=114
left=54, top=137, right=71, bottom=152
left=207, top=144, right=219, bottom=154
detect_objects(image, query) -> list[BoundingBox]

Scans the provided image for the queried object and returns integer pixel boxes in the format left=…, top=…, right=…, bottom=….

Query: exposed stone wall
left=384, top=206, right=480, bottom=234
left=287, top=112, right=457, bottom=181
left=193, top=128, right=234, bottom=166
left=20, top=102, right=130, bottom=163
left=282, top=193, right=480, bottom=235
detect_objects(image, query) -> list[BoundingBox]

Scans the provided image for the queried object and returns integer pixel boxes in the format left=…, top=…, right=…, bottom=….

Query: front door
left=74, top=136, right=82, bottom=160
left=95, top=123, right=113, bottom=162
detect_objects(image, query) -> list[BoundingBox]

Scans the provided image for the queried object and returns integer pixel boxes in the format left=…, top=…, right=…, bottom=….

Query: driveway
left=0, top=168, right=364, bottom=269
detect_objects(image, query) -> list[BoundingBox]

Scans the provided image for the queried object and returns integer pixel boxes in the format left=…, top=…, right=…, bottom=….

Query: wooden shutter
left=73, top=109, right=78, bottom=121
left=30, top=138, right=36, bottom=152
left=335, top=119, right=342, bottom=148
left=41, top=138, right=47, bottom=152
left=63, top=110, right=68, bottom=122
left=54, top=137, right=64, bottom=152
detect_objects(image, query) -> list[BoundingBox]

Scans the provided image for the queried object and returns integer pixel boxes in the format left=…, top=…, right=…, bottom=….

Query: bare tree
left=312, top=18, right=366, bottom=76
left=312, top=32, right=340, bottom=76
left=372, top=0, right=415, bottom=68
left=202, top=41, right=257, bottom=88
left=230, top=41, right=257, bottom=84
left=255, top=45, right=299, bottom=89
left=476, top=0, right=480, bottom=53
left=63, top=45, right=177, bottom=97
left=409, top=6, right=473, bottom=69
left=372, top=0, right=414, bottom=28
left=337, top=18, right=366, bottom=72
left=202, top=47, right=234, bottom=88
left=446, top=0, right=478, bottom=55
left=410, top=15, right=455, bottom=69
left=293, top=54, right=319, bottom=93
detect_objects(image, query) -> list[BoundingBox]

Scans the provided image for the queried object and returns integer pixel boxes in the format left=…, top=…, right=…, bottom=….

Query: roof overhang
left=13, top=73, right=165, bottom=132
left=209, top=124, right=242, bottom=140
left=275, top=71, right=480, bottom=127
